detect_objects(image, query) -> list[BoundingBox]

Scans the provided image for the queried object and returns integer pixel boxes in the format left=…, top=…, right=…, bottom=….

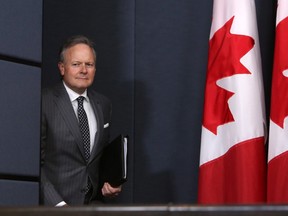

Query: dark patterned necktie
left=77, top=96, right=90, bottom=162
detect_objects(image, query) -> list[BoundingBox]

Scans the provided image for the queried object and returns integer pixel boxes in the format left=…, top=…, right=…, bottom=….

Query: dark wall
left=42, top=0, right=275, bottom=204
left=0, top=0, right=42, bottom=206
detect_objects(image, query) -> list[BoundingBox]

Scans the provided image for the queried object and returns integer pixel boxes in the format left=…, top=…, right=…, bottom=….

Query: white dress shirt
left=63, top=81, right=97, bottom=153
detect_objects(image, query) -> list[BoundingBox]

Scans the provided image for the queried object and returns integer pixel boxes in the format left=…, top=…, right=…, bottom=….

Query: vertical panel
left=134, top=0, right=213, bottom=203
left=0, top=61, right=41, bottom=177
left=255, top=0, right=276, bottom=118
left=0, top=180, right=39, bottom=206
left=0, top=0, right=42, bottom=62
left=0, top=0, right=42, bottom=206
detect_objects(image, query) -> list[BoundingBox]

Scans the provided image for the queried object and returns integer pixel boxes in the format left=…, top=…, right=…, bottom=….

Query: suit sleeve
left=40, top=92, right=64, bottom=206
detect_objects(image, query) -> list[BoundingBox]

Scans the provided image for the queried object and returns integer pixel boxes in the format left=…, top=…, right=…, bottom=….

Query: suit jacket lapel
left=53, top=83, right=86, bottom=160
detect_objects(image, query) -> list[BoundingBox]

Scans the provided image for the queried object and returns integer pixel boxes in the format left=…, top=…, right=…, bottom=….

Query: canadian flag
left=267, top=0, right=288, bottom=203
left=198, top=0, right=266, bottom=204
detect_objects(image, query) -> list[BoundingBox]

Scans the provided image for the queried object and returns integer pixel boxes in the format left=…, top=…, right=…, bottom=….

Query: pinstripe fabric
left=40, top=83, right=111, bottom=206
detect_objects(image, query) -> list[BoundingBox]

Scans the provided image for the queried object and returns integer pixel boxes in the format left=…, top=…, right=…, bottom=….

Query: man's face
left=58, top=43, right=96, bottom=94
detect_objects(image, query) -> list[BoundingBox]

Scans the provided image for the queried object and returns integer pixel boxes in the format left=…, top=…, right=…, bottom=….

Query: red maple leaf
left=270, top=17, right=288, bottom=128
left=203, top=16, right=254, bottom=135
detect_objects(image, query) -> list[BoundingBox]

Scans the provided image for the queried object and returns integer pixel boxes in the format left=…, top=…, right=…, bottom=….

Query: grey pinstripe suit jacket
left=40, top=83, right=112, bottom=206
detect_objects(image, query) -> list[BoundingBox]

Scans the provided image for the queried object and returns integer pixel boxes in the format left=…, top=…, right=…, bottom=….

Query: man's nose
left=80, top=63, right=88, bottom=72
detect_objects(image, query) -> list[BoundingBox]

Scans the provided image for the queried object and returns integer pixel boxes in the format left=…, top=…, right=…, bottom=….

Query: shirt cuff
left=55, top=201, right=67, bottom=207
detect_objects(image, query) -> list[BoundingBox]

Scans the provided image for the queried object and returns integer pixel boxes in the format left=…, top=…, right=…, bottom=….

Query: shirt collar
left=63, top=81, right=89, bottom=102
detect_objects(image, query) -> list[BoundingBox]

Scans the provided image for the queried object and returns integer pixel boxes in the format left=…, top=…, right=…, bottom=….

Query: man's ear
left=58, top=62, right=65, bottom=76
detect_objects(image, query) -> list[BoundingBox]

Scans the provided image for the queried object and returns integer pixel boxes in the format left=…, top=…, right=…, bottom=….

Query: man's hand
left=101, top=182, right=122, bottom=197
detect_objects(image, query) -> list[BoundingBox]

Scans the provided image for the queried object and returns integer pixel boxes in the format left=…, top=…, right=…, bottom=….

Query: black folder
left=101, top=134, right=128, bottom=187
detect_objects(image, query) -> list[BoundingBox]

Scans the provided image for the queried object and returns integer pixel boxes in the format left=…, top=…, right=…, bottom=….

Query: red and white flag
left=267, top=0, right=288, bottom=203
left=198, top=0, right=266, bottom=204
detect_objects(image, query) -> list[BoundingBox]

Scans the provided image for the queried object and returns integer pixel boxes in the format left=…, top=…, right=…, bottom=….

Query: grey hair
left=59, top=35, right=96, bottom=63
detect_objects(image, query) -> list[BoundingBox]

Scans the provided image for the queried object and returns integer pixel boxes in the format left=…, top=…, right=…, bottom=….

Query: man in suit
left=41, top=35, right=121, bottom=206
